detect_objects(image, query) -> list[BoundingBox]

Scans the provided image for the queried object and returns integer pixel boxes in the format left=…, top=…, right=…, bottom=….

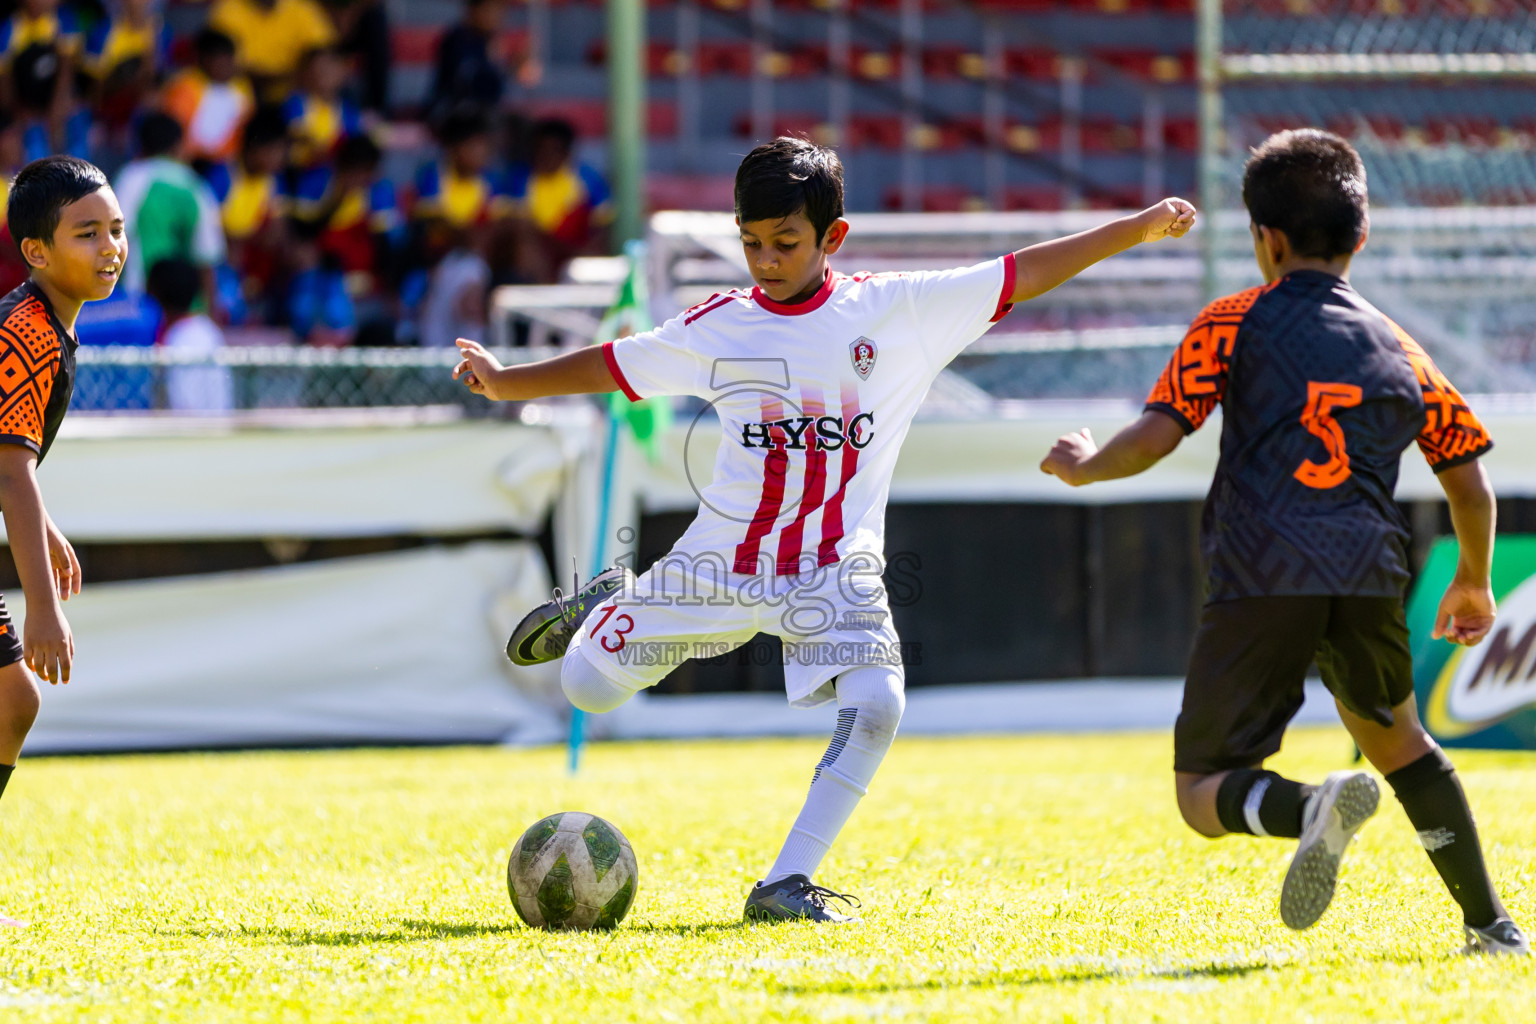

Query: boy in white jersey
left=454, top=137, right=1195, bottom=922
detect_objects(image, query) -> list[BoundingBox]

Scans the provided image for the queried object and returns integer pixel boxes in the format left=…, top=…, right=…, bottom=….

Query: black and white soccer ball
left=507, top=811, right=639, bottom=930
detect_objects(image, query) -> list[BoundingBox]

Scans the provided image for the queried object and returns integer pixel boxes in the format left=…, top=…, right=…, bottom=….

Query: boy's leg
left=1173, top=596, right=1386, bottom=930
left=1338, top=694, right=1511, bottom=933
left=1172, top=596, right=1328, bottom=839
left=0, top=653, right=38, bottom=929
left=745, top=664, right=904, bottom=923
left=1320, top=596, right=1524, bottom=951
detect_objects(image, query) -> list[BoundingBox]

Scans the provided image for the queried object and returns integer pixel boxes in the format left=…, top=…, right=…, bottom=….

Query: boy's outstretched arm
left=0, top=447, right=73, bottom=684
left=1434, top=459, right=1497, bottom=646
left=1009, top=199, right=1196, bottom=305
left=454, top=339, right=620, bottom=402
left=1040, top=410, right=1185, bottom=486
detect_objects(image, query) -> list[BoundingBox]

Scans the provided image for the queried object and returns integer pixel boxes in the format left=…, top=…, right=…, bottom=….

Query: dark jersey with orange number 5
left=1145, top=269, right=1491, bottom=601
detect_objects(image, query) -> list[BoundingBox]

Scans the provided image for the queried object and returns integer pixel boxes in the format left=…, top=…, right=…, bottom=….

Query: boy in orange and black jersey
left=1041, top=130, right=1527, bottom=955
left=0, top=156, right=125, bottom=927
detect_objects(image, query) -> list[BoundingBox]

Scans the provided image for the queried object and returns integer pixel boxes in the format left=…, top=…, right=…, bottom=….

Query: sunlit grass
left=2, top=728, right=1533, bottom=1021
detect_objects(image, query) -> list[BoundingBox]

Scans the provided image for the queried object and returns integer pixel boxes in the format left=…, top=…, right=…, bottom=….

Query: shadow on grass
left=624, top=921, right=749, bottom=936
left=158, top=919, right=521, bottom=946
left=775, top=958, right=1275, bottom=996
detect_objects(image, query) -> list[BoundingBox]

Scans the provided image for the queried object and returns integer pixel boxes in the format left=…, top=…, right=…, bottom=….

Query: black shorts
left=0, top=594, right=21, bottom=669
left=1173, top=595, right=1414, bottom=775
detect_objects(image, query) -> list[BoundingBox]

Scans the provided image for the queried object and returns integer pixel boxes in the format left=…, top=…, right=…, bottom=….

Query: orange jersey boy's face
left=39, top=187, right=128, bottom=303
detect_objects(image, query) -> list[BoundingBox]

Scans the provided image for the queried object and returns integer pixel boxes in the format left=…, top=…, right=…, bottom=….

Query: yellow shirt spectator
left=208, top=0, right=335, bottom=82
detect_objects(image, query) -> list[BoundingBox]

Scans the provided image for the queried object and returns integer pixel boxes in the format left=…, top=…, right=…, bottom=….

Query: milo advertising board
left=1412, top=536, right=1536, bottom=748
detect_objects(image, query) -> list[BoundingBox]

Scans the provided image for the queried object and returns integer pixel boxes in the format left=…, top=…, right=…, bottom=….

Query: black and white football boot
left=1463, top=918, right=1532, bottom=957
left=743, top=875, right=861, bottom=924
left=1278, top=770, right=1380, bottom=930
left=505, top=566, right=635, bottom=666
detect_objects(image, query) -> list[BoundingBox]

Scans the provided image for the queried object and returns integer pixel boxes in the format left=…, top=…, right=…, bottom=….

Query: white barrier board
left=26, top=542, right=565, bottom=753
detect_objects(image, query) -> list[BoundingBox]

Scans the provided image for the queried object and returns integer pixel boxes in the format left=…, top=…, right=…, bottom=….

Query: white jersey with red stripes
left=603, top=253, right=1017, bottom=576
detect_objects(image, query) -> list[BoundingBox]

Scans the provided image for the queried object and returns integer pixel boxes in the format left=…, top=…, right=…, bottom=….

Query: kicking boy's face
left=24, top=187, right=127, bottom=302
left=738, top=209, right=848, bottom=305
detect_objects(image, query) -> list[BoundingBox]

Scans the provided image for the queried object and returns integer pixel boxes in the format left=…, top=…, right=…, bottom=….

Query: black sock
left=0, top=763, right=11, bottom=801
left=1385, top=749, right=1505, bottom=929
left=1214, top=769, right=1316, bottom=839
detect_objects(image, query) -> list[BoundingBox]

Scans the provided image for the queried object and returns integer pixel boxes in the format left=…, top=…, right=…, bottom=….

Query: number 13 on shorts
left=589, top=603, right=635, bottom=653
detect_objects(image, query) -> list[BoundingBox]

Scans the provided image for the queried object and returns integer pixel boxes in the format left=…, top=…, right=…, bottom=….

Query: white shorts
left=566, top=552, right=906, bottom=707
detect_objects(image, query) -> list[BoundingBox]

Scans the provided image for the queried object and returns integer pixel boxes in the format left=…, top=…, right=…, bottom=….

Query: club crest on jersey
left=850, top=337, right=877, bottom=380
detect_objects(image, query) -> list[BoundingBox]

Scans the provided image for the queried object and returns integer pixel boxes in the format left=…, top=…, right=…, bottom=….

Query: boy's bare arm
left=1039, top=410, right=1186, bottom=486
left=1008, top=199, right=1196, bottom=305
left=454, top=340, right=620, bottom=401
left=1434, top=458, right=1497, bottom=646
left=0, top=446, right=73, bottom=683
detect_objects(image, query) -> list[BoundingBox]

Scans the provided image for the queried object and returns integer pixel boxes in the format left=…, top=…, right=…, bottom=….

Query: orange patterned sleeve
left=1390, top=321, right=1492, bottom=473
left=0, top=295, right=61, bottom=453
left=1145, top=286, right=1264, bottom=434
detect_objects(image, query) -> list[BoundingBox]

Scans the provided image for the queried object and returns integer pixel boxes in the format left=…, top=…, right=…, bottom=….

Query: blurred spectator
left=506, top=117, right=612, bottom=282
left=285, top=217, right=356, bottom=346
left=149, top=257, right=234, bottom=413
left=207, top=106, right=289, bottom=310
left=418, top=225, right=488, bottom=350
left=281, top=45, right=361, bottom=168
left=82, top=0, right=172, bottom=140
left=429, top=0, right=511, bottom=120
left=330, top=0, right=389, bottom=117
left=0, top=112, right=28, bottom=295
left=208, top=0, right=337, bottom=101
left=291, top=132, right=400, bottom=298
left=0, top=0, right=86, bottom=159
left=115, top=113, right=227, bottom=311
left=161, top=28, right=254, bottom=169
left=411, top=106, right=512, bottom=262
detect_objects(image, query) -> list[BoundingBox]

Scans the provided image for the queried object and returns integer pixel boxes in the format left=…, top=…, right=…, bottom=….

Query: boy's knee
left=836, top=666, right=904, bottom=742
left=0, top=668, right=39, bottom=739
left=1174, top=773, right=1227, bottom=839
left=559, top=657, right=635, bottom=714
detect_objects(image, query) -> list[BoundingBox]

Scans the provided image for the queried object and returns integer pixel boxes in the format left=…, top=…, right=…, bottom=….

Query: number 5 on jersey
left=588, top=603, right=635, bottom=653
left=1295, top=381, right=1363, bottom=489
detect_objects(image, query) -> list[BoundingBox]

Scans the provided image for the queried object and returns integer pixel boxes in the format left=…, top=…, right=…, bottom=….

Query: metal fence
left=71, top=345, right=550, bottom=414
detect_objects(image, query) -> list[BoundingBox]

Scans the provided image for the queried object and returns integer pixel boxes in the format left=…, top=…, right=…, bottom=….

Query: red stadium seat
left=526, top=99, right=678, bottom=138
left=647, top=174, right=736, bottom=212
left=1064, top=0, right=1153, bottom=11
left=846, top=115, right=905, bottom=149
left=1004, top=186, right=1065, bottom=210
left=1002, top=49, right=1061, bottom=81
left=881, top=185, right=985, bottom=213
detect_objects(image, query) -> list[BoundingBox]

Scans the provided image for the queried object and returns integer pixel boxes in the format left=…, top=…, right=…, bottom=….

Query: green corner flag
left=596, top=241, right=670, bottom=462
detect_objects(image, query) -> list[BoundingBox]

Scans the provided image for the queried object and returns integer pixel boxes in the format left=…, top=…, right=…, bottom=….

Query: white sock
left=764, top=665, right=904, bottom=883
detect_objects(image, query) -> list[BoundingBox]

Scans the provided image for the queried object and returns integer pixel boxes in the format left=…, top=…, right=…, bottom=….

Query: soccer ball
left=507, top=811, right=639, bottom=930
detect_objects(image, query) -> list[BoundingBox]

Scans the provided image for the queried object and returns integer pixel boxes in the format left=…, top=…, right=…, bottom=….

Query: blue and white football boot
left=743, top=875, right=861, bottom=924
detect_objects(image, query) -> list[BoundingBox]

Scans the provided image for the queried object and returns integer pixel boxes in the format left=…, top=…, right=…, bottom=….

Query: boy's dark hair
left=242, top=106, right=289, bottom=154
left=136, top=112, right=184, bottom=159
left=1242, top=129, right=1368, bottom=260
left=437, top=105, right=491, bottom=148
left=7, top=155, right=110, bottom=246
left=531, top=117, right=576, bottom=152
left=734, top=136, right=845, bottom=243
left=147, top=257, right=202, bottom=315
left=336, top=133, right=382, bottom=172
left=194, top=27, right=237, bottom=60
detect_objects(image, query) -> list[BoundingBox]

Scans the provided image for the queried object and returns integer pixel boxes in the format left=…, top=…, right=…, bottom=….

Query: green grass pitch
left=2, top=727, right=1534, bottom=1022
